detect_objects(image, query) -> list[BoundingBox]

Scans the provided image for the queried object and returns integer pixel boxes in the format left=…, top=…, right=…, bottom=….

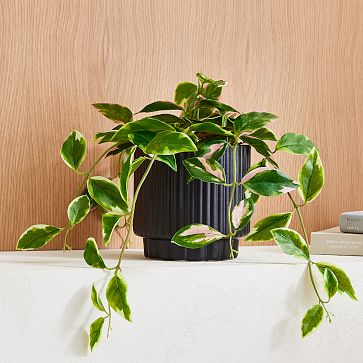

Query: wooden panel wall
left=1, top=0, right=363, bottom=250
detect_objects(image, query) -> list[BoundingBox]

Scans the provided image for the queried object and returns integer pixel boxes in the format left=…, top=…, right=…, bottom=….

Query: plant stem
left=76, top=144, right=116, bottom=196
left=107, top=304, right=112, bottom=338
left=287, top=192, right=331, bottom=320
left=227, top=143, right=238, bottom=258
left=62, top=224, right=72, bottom=251
left=114, top=155, right=157, bottom=271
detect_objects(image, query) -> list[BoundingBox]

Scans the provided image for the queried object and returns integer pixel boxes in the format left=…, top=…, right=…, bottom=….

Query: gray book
left=311, top=227, right=363, bottom=256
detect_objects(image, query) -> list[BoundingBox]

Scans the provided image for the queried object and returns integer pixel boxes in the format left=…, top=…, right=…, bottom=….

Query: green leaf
left=195, top=139, right=227, bottom=160
left=60, top=130, right=87, bottom=171
left=246, top=159, right=267, bottom=173
left=196, top=73, right=226, bottom=99
left=16, top=224, right=62, bottom=250
left=92, top=103, right=133, bottom=123
left=129, top=131, right=178, bottom=171
left=156, top=155, right=177, bottom=171
left=112, top=117, right=175, bottom=142
left=91, top=284, right=106, bottom=313
left=231, top=198, right=254, bottom=231
left=172, top=224, right=225, bottom=249
left=94, top=130, right=117, bottom=144
left=244, top=189, right=260, bottom=204
left=89, top=317, right=105, bottom=351
left=183, top=157, right=225, bottom=184
left=276, top=133, right=314, bottom=154
left=196, top=72, right=219, bottom=86
left=67, top=195, right=90, bottom=226
left=175, top=82, right=197, bottom=105
left=189, top=122, right=233, bottom=136
left=299, top=147, right=325, bottom=203
left=139, top=101, right=183, bottom=113
left=120, top=146, right=136, bottom=204
left=130, top=156, right=146, bottom=174
left=316, top=262, right=357, bottom=300
left=106, top=273, right=132, bottom=322
left=152, top=114, right=183, bottom=125
left=198, top=99, right=237, bottom=113
left=240, top=136, right=271, bottom=157
left=105, top=142, right=134, bottom=157
left=87, top=176, right=129, bottom=214
left=83, top=237, right=106, bottom=269
left=144, top=131, right=197, bottom=155
left=128, top=131, right=155, bottom=151
left=271, top=228, right=310, bottom=260
left=301, top=305, right=324, bottom=337
left=235, top=112, right=277, bottom=134
left=324, top=268, right=338, bottom=299
left=242, top=168, right=298, bottom=196
left=202, top=82, right=225, bottom=100
left=102, top=213, right=122, bottom=245
left=250, top=127, right=278, bottom=141
left=245, top=213, right=293, bottom=242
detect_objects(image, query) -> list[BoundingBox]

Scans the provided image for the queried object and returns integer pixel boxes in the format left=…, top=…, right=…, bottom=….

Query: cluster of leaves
left=16, top=73, right=357, bottom=350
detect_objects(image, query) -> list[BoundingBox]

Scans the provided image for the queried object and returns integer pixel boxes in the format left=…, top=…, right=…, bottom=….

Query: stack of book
left=311, top=227, right=363, bottom=256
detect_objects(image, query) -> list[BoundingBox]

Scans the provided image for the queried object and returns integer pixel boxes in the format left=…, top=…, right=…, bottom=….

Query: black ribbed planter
left=133, top=145, right=251, bottom=261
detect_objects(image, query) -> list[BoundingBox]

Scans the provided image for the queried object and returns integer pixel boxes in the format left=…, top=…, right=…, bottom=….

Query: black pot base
left=143, top=237, right=239, bottom=261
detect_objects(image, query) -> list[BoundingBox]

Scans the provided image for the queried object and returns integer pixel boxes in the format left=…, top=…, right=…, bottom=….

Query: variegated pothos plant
left=16, top=73, right=356, bottom=350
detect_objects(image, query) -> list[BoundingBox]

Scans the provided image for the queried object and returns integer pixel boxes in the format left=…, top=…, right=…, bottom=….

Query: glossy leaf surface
left=183, top=157, right=225, bottom=184
left=172, top=224, right=225, bottom=249
left=299, top=147, right=325, bottom=203
left=60, top=130, right=87, bottom=171
left=83, top=237, right=106, bottom=269
left=276, top=133, right=314, bottom=154
left=92, top=103, right=133, bottom=123
left=245, top=213, right=293, bottom=242
left=16, top=224, right=61, bottom=250
left=301, top=305, right=324, bottom=337
left=271, top=228, right=310, bottom=260
left=87, top=176, right=129, bottom=214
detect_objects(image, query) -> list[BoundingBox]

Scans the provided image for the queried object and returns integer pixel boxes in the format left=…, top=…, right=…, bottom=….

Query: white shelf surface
left=0, top=246, right=362, bottom=362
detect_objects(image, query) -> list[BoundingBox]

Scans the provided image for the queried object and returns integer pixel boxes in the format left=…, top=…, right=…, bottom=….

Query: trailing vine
left=16, top=73, right=356, bottom=351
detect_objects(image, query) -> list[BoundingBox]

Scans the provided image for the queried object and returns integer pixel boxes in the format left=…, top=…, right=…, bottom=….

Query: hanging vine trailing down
left=16, top=73, right=356, bottom=350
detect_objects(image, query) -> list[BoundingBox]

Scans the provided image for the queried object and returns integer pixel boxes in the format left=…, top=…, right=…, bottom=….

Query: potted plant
left=16, top=73, right=357, bottom=351
left=133, top=73, right=253, bottom=260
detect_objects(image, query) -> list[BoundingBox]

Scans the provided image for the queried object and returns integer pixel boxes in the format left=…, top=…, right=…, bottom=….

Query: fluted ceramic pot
left=133, top=145, right=251, bottom=261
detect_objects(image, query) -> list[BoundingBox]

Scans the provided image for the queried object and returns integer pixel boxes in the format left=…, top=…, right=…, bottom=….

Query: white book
left=311, top=226, right=363, bottom=256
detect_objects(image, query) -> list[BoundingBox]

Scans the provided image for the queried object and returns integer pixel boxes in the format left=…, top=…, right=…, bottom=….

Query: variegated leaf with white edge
left=102, top=213, right=122, bottom=245
left=91, top=284, right=107, bottom=313
left=276, top=133, right=314, bottom=155
left=231, top=198, right=254, bottom=231
left=242, top=168, right=298, bottom=196
left=245, top=213, right=293, bottom=242
left=89, top=317, right=105, bottom=351
left=144, top=131, right=197, bottom=155
left=87, top=176, right=129, bottom=214
left=299, top=147, right=325, bottom=203
left=67, top=195, right=90, bottom=226
left=60, top=130, right=87, bottom=171
left=271, top=228, right=310, bottom=260
left=83, top=237, right=106, bottom=269
left=195, top=139, right=227, bottom=160
left=172, top=224, right=225, bottom=249
left=16, top=224, right=62, bottom=250
left=250, top=127, right=278, bottom=141
left=188, top=122, right=233, bottom=136
left=183, top=157, right=226, bottom=184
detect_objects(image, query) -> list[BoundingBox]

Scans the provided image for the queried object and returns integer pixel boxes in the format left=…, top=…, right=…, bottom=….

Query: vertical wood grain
left=1, top=0, right=362, bottom=250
